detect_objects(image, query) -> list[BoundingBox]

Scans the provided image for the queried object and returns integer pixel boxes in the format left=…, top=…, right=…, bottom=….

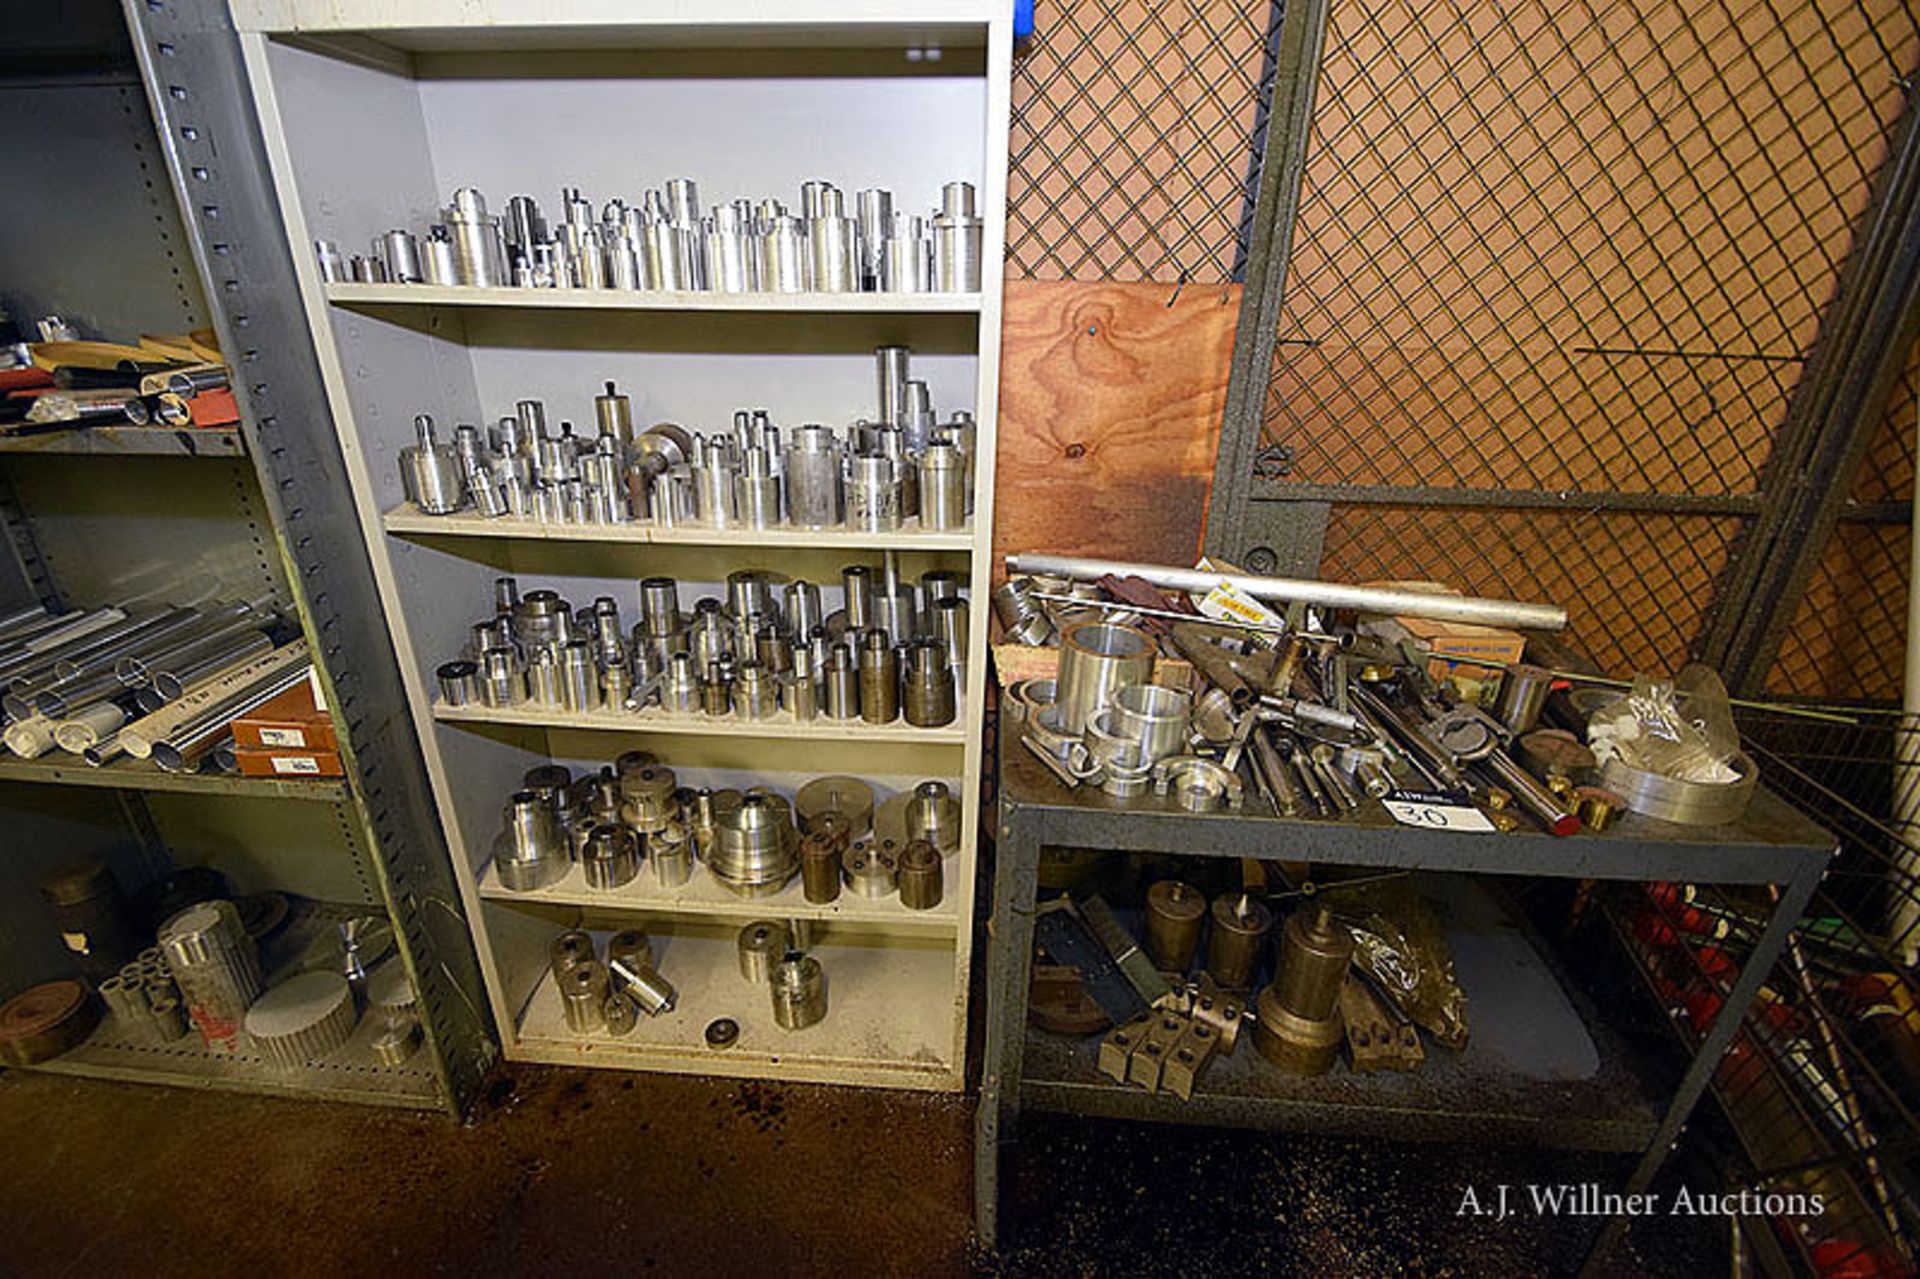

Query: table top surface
left=998, top=722, right=1835, bottom=886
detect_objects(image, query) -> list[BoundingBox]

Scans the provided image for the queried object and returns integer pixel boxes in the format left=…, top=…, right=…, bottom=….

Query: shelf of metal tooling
left=0, top=425, right=245, bottom=458
left=0, top=753, right=349, bottom=802
left=432, top=698, right=968, bottom=744
left=21, top=899, right=439, bottom=1108
left=383, top=501, right=975, bottom=550
left=327, top=282, right=983, bottom=315
left=975, top=724, right=1835, bottom=1255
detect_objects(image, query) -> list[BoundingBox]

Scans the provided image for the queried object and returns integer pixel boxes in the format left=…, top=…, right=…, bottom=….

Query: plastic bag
left=1587, top=664, right=1742, bottom=783
left=1346, top=882, right=1469, bottom=1050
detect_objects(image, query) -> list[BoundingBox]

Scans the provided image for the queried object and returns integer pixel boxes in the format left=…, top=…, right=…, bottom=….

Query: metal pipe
left=1005, top=554, right=1567, bottom=632
left=149, top=661, right=314, bottom=772
left=119, top=645, right=306, bottom=759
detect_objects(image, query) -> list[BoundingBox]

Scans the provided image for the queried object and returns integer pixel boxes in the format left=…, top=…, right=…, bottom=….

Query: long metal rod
left=1006, top=553, right=1568, bottom=632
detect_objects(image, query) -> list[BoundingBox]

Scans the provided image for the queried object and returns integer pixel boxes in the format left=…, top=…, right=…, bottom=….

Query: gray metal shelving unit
left=975, top=728, right=1834, bottom=1271
left=0, top=0, right=495, bottom=1114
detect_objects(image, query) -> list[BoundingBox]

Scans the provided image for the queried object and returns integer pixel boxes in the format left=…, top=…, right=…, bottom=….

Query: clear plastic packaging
left=1587, top=664, right=1743, bottom=784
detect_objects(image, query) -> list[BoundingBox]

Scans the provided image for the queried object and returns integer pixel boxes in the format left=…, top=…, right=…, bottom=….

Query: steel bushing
left=857, top=630, right=899, bottom=723
left=991, top=578, right=1055, bottom=646
left=492, top=790, right=570, bottom=892
left=1004, top=678, right=1056, bottom=724
left=897, top=839, right=943, bottom=911
left=770, top=955, right=827, bottom=1031
left=607, top=929, right=653, bottom=976
left=800, top=828, right=846, bottom=904
left=548, top=930, right=596, bottom=982
left=902, top=639, right=956, bottom=728
left=558, top=961, right=609, bottom=1035
left=904, top=781, right=962, bottom=855
left=737, top=920, right=792, bottom=982
left=581, top=823, right=641, bottom=890
left=1111, top=682, right=1192, bottom=763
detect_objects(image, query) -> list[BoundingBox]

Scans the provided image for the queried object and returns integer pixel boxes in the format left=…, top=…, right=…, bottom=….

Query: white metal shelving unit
left=235, top=0, right=1010, bottom=1091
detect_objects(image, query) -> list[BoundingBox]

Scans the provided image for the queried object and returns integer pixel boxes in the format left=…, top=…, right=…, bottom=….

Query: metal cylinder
left=157, top=900, right=261, bottom=1054
left=991, top=578, right=1056, bottom=646
left=800, top=829, right=844, bottom=904
left=560, top=640, right=598, bottom=713
left=492, top=789, right=570, bottom=891
left=764, top=215, right=809, bottom=291
left=883, top=215, right=932, bottom=292
left=736, top=662, right=778, bottom=719
left=1144, top=880, right=1206, bottom=974
left=770, top=954, right=827, bottom=1030
left=559, top=962, right=609, bottom=1034
left=607, top=929, right=653, bottom=976
left=445, top=189, right=507, bottom=287
left=875, top=346, right=911, bottom=426
left=841, top=566, right=875, bottom=631
left=1494, top=662, right=1554, bottom=735
left=898, top=839, right=943, bottom=911
left=847, top=455, right=900, bottom=532
left=1206, top=892, right=1274, bottom=992
left=1056, top=622, right=1155, bottom=736
left=526, top=648, right=563, bottom=707
left=39, top=860, right=139, bottom=982
left=650, top=823, right=695, bottom=887
left=785, top=425, right=844, bottom=528
left=379, top=229, right=423, bottom=282
left=930, top=595, right=969, bottom=685
left=858, top=631, right=899, bottom=723
left=708, top=791, right=799, bottom=896
left=611, top=958, right=677, bottom=1016
left=402, top=416, right=467, bottom=515
left=808, top=215, right=857, bottom=291
left=1112, top=682, right=1192, bottom=764
left=1253, top=905, right=1355, bottom=1076
left=736, top=448, right=781, bottom=528
left=618, top=762, right=678, bottom=835
left=737, top=920, right=791, bottom=983
left=902, top=640, right=956, bottom=728
left=918, top=442, right=966, bottom=531
left=581, top=823, right=641, bottom=890
left=548, top=930, right=595, bottom=981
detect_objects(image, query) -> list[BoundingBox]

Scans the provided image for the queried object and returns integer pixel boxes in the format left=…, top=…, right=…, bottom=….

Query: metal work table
left=975, top=725, right=1835, bottom=1268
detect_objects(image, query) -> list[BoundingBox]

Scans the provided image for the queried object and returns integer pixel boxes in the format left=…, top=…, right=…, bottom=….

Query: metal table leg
left=1578, top=858, right=1828, bottom=1275
left=974, top=796, right=1044, bottom=1248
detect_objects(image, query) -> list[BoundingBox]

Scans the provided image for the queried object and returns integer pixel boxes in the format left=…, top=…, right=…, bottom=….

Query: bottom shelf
left=511, top=931, right=958, bottom=1091
left=1020, top=879, right=1663, bottom=1152
left=18, top=900, right=441, bottom=1111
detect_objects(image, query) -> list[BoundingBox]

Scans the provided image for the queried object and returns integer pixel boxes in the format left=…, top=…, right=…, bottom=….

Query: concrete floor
left=0, top=1064, right=1716, bottom=1276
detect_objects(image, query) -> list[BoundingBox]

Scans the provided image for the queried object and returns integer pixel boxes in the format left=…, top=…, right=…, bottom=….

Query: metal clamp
left=1152, top=756, right=1245, bottom=811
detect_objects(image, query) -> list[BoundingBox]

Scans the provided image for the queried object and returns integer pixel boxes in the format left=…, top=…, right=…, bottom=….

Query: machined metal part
left=898, top=839, right=944, bottom=910
left=606, top=929, right=653, bottom=979
left=1004, top=678, right=1056, bottom=725
left=902, top=780, right=963, bottom=855
left=709, top=791, right=800, bottom=897
left=1005, top=554, right=1568, bottom=633
left=650, top=822, right=695, bottom=887
left=1494, top=662, right=1554, bottom=735
left=857, top=630, right=899, bottom=723
left=559, top=961, right=609, bottom=1034
left=244, top=971, right=356, bottom=1068
left=770, top=955, right=827, bottom=1031
left=1056, top=621, right=1156, bottom=736
left=842, top=839, right=898, bottom=898
left=991, top=578, right=1056, bottom=646
left=157, top=900, right=262, bottom=1054
left=902, top=639, right=957, bottom=727
left=581, top=823, right=641, bottom=890
left=1599, top=751, right=1758, bottom=826
left=796, top=775, right=874, bottom=837
left=480, top=646, right=525, bottom=708
left=1310, top=743, right=1362, bottom=812
left=1153, top=756, right=1246, bottom=812
left=1206, top=893, right=1274, bottom=992
left=1144, top=880, right=1206, bottom=974
left=737, top=920, right=792, bottom=982
left=1252, top=905, right=1354, bottom=1076
left=399, top=415, right=468, bottom=515
left=919, top=441, right=967, bottom=531
left=492, top=790, right=570, bottom=891
left=1249, top=727, right=1302, bottom=817
left=609, top=957, right=677, bottom=1017
left=617, top=761, right=678, bottom=834
left=1111, top=682, right=1192, bottom=763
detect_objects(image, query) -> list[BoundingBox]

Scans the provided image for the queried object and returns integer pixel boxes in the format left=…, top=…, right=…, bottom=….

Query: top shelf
left=238, top=1, right=1001, bottom=47
left=325, top=283, right=981, bottom=317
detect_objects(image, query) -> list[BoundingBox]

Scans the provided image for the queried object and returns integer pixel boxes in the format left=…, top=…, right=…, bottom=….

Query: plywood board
left=993, top=278, right=1236, bottom=575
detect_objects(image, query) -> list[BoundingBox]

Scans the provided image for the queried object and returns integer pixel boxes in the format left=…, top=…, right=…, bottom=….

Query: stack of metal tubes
left=995, top=555, right=1601, bottom=835
left=319, top=178, right=983, bottom=295
left=438, top=550, right=966, bottom=731
left=0, top=599, right=312, bottom=773
left=395, top=346, right=974, bottom=533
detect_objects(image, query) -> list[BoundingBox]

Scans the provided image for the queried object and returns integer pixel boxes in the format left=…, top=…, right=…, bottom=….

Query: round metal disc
left=796, top=776, right=874, bottom=837
left=704, top=1017, right=740, bottom=1049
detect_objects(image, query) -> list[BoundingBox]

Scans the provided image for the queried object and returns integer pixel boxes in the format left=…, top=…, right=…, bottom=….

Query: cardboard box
left=1359, top=581, right=1527, bottom=706
left=234, top=745, right=344, bottom=779
left=231, top=679, right=337, bottom=751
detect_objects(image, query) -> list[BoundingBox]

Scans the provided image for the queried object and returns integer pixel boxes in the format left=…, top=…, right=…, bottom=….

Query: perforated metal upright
left=0, top=0, right=496, bottom=1112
